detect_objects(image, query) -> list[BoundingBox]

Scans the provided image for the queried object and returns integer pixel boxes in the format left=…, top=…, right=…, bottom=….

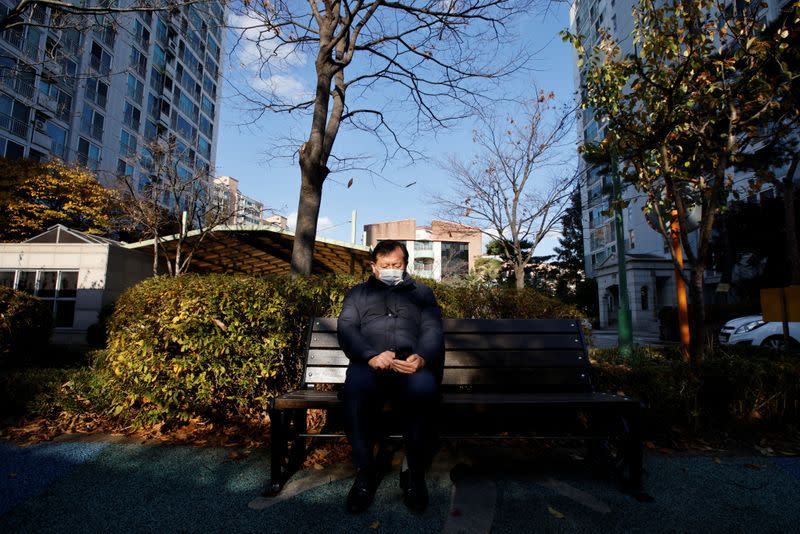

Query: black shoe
left=402, top=471, right=428, bottom=513
left=346, top=469, right=374, bottom=514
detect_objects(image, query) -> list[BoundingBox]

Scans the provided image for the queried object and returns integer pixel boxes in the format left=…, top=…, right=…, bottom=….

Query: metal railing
left=0, top=112, right=29, bottom=138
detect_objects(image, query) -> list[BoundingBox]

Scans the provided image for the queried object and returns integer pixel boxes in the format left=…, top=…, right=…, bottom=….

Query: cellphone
left=395, top=347, right=413, bottom=361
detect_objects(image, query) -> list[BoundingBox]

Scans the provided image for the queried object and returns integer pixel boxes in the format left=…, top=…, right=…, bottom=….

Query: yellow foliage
left=0, top=158, right=117, bottom=242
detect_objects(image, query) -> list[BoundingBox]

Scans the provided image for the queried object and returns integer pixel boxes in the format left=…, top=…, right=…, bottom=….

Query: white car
left=719, top=315, right=800, bottom=349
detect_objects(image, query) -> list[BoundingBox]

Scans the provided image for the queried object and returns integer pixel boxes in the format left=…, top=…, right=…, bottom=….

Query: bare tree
left=114, top=137, right=237, bottom=276
left=434, top=94, right=577, bottom=289
left=227, top=0, right=537, bottom=276
left=0, top=0, right=207, bottom=33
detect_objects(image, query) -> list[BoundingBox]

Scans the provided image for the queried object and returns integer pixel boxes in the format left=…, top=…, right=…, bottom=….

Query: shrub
left=591, top=346, right=800, bottom=434
left=97, top=274, right=582, bottom=427
left=0, top=286, right=53, bottom=362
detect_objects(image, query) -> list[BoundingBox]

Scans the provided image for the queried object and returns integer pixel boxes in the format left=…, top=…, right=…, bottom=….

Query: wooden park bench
left=266, top=317, right=643, bottom=495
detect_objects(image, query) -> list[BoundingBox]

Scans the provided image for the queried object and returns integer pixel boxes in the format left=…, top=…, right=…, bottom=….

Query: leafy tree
left=553, top=185, right=584, bottom=291
left=434, top=95, right=577, bottom=289
left=552, top=185, right=597, bottom=317
left=568, top=0, right=796, bottom=365
left=228, top=0, right=538, bottom=275
left=733, top=5, right=800, bottom=284
left=0, top=158, right=115, bottom=241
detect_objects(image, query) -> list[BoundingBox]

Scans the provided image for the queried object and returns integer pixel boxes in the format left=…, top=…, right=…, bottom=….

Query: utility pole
left=611, top=153, right=633, bottom=356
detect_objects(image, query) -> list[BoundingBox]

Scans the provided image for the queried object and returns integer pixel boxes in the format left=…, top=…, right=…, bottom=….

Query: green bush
left=95, top=274, right=582, bottom=427
left=0, top=286, right=53, bottom=361
left=591, top=346, right=800, bottom=434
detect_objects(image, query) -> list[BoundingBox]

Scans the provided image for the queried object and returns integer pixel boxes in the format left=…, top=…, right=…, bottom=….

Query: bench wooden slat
left=307, top=349, right=589, bottom=367
left=273, top=390, right=636, bottom=410
left=304, top=366, right=592, bottom=386
left=308, top=332, right=584, bottom=350
left=311, top=317, right=581, bottom=334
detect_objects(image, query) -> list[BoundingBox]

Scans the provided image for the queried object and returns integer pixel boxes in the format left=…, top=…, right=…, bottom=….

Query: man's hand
left=368, top=350, right=395, bottom=370
left=391, top=354, right=426, bottom=374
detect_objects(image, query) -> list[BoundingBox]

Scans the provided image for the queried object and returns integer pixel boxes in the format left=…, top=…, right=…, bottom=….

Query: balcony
left=90, top=56, right=111, bottom=77
left=0, top=112, right=29, bottom=138
left=32, top=128, right=52, bottom=150
left=81, top=123, right=104, bottom=142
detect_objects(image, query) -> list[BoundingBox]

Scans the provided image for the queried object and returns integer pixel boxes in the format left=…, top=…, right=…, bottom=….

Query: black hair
left=371, top=239, right=409, bottom=264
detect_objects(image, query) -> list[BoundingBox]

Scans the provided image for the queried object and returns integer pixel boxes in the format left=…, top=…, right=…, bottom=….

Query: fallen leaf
left=548, top=506, right=565, bottom=519
left=754, top=445, right=774, bottom=456
left=644, top=441, right=657, bottom=449
left=313, top=463, right=324, bottom=470
left=743, top=463, right=767, bottom=471
left=713, top=457, right=721, bottom=464
left=369, top=520, right=380, bottom=529
left=347, top=178, right=354, bottom=188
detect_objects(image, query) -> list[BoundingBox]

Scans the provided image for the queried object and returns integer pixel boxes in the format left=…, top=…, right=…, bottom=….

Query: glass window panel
left=18, top=271, right=36, bottom=293
left=39, top=271, right=58, bottom=297
left=58, top=271, right=78, bottom=298
left=0, top=271, right=15, bottom=287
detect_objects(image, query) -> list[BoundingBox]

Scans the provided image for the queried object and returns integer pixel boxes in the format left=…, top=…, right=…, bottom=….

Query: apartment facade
left=213, top=175, right=288, bottom=228
left=570, top=0, right=793, bottom=332
left=0, top=1, right=224, bottom=193
left=363, top=219, right=482, bottom=282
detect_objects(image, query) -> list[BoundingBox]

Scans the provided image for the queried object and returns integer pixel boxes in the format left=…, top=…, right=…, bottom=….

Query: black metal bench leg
left=289, top=409, right=308, bottom=470
left=266, top=405, right=288, bottom=496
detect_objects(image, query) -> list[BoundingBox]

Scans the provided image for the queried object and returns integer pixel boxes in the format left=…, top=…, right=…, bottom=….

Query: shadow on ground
left=1, top=439, right=798, bottom=533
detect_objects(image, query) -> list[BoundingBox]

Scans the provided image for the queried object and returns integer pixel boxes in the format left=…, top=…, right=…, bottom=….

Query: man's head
left=370, top=240, right=409, bottom=284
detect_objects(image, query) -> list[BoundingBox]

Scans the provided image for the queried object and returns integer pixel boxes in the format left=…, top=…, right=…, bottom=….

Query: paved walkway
left=1, top=437, right=798, bottom=533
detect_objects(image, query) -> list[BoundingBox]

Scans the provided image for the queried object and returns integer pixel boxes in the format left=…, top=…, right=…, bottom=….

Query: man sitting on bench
left=337, top=240, right=445, bottom=514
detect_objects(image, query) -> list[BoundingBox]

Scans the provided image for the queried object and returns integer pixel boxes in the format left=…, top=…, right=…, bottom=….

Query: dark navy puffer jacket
left=337, top=274, right=445, bottom=381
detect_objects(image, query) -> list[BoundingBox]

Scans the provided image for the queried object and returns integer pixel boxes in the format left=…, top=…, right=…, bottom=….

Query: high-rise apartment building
left=0, top=1, right=224, bottom=193
left=570, top=0, right=793, bottom=332
left=213, top=175, right=288, bottom=228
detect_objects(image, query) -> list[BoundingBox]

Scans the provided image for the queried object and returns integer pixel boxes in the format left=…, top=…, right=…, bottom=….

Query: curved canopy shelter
left=124, top=225, right=372, bottom=276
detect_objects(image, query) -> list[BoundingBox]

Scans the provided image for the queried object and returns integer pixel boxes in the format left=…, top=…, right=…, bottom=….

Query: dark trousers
left=342, top=364, right=439, bottom=473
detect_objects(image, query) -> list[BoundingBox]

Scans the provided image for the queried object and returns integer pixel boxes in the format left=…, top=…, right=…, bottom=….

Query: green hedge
left=95, top=274, right=582, bottom=426
left=0, top=286, right=53, bottom=361
left=592, top=345, right=800, bottom=433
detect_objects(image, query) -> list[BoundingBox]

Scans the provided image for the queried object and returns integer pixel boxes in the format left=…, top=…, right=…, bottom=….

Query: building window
left=80, top=103, right=104, bottom=141
left=119, top=129, right=137, bottom=158
left=123, top=101, right=141, bottom=132
left=77, top=137, right=101, bottom=170
left=127, top=74, right=144, bottom=104
left=85, top=78, right=108, bottom=109
left=129, top=46, right=148, bottom=78
left=641, top=286, right=649, bottom=311
left=0, top=270, right=78, bottom=327
left=46, top=121, right=67, bottom=159
left=90, top=41, right=112, bottom=75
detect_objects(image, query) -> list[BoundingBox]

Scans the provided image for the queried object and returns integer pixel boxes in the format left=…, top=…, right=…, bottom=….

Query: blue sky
left=215, top=3, right=578, bottom=255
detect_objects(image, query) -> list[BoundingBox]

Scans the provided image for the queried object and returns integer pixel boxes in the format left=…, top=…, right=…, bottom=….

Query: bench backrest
left=302, top=317, right=592, bottom=392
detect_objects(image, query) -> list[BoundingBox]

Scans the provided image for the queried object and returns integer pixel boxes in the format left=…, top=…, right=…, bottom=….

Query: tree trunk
left=514, top=264, right=525, bottom=290
left=290, top=161, right=326, bottom=276
left=688, top=265, right=706, bottom=368
left=784, top=154, right=800, bottom=285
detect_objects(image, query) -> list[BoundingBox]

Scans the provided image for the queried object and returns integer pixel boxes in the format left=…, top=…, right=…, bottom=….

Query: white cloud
left=228, top=13, right=307, bottom=71
left=251, top=74, right=312, bottom=104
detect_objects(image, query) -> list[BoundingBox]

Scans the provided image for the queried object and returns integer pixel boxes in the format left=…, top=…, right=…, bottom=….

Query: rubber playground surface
left=1, top=436, right=798, bottom=533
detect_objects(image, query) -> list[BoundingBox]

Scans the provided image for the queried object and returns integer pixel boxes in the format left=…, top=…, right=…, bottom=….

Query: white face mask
left=377, top=268, right=404, bottom=285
